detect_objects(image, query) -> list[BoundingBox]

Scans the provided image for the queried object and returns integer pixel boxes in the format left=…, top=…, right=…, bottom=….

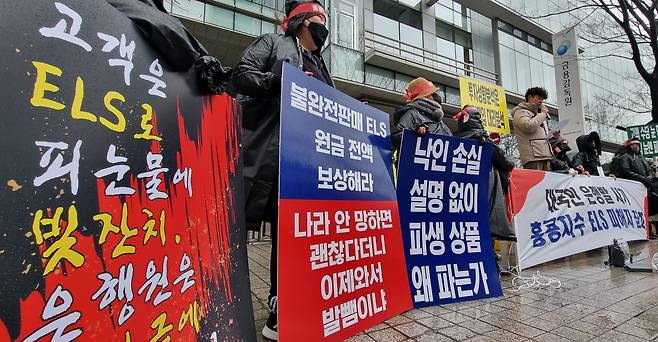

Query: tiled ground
left=248, top=240, right=658, bottom=341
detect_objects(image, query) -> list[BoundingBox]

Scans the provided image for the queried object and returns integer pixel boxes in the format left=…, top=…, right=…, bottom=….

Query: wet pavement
left=248, top=239, right=658, bottom=341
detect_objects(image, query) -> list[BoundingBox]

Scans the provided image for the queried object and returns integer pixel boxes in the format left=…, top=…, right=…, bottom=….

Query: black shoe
left=262, top=312, right=278, bottom=340
left=262, top=295, right=278, bottom=340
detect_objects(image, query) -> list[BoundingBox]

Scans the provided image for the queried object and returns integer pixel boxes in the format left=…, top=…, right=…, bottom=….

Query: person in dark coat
left=230, top=1, right=332, bottom=339
left=549, top=132, right=587, bottom=175
left=618, top=138, right=658, bottom=215
left=391, top=77, right=451, bottom=153
left=573, top=131, right=603, bottom=176
left=454, top=105, right=516, bottom=241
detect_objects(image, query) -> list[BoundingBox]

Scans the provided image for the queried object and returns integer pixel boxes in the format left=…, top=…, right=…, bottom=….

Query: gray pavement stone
left=614, top=322, right=658, bottom=340
left=414, top=331, right=454, bottom=342
left=596, top=329, right=648, bottom=342
left=551, top=326, right=595, bottom=342
left=483, top=328, right=528, bottom=342
left=392, top=322, right=430, bottom=338
left=436, top=325, right=477, bottom=341
left=416, top=316, right=454, bottom=331
left=367, top=328, right=407, bottom=342
left=247, top=239, right=658, bottom=342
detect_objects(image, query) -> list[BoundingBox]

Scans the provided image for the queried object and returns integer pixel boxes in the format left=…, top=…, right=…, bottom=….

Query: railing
left=364, top=30, right=499, bottom=85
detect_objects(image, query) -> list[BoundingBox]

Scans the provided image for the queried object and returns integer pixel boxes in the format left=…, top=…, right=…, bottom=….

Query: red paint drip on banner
left=2, top=95, right=241, bottom=341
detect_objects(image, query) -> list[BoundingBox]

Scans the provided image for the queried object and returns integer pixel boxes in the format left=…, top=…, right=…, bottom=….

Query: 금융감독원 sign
left=459, top=76, right=510, bottom=134
left=627, top=123, right=658, bottom=157
left=278, top=63, right=412, bottom=342
left=396, top=130, right=503, bottom=307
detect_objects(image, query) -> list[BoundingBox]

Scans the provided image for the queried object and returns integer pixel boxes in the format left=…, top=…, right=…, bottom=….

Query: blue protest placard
left=396, top=130, right=503, bottom=307
left=278, top=63, right=412, bottom=341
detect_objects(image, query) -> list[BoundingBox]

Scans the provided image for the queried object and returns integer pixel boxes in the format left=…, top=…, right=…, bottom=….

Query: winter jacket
left=512, top=102, right=553, bottom=166
left=106, top=0, right=208, bottom=71
left=456, top=110, right=515, bottom=240
left=456, top=107, right=515, bottom=188
left=550, top=154, right=574, bottom=174
left=231, top=33, right=334, bottom=229
left=619, top=148, right=658, bottom=215
left=572, top=133, right=602, bottom=176
left=619, top=148, right=655, bottom=185
left=391, top=98, right=452, bottom=151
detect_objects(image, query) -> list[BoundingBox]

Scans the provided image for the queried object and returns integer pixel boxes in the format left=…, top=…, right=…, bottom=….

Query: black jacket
left=455, top=110, right=514, bottom=193
left=391, top=98, right=452, bottom=151
left=573, top=133, right=602, bottom=175
left=619, top=148, right=655, bottom=185
left=231, top=33, right=333, bottom=228
left=550, top=154, right=573, bottom=174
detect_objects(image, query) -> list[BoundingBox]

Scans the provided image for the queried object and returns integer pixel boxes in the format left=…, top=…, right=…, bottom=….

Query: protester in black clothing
left=572, top=131, right=603, bottom=176
left=549, top=132, right=587, bottom=175
left=391, top=77, right=451, bottom=153
left=231, top=1, right=332, bottom=339
left=618, top=138, right=658, bottom=215
left=454, top=105, right=515, bottom=240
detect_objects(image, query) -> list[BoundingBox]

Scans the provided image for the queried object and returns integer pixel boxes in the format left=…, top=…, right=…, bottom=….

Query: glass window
left=262, top=20, right=275, bottom=34
left=499, top=45, right=517, bottom=91
left=529, top=58, right=545, bottom=88
left=445, top=86, right=461, bottom=105
left=365, top=65, right=395, bottom=90
left=436, top=37, right=457, bottom=73
left=171, top=0, right=204, bottom=21
left=400, top=23, right=423, bottom=62
left=513, top=37, right=529, bottom=54
left=498, top=31, right=514, bottom=47
left=373, top=14, right=400, bottom=53
left=435, top=4, right=454, bottom=24
left=528, top=45, right=542, bottom=61
left=515, top=52, right=531, bottom=92
left=395, top=73, right=415, bottom=93
left=543, top=62, right=556, bottom=100
left=236, top=0, right=261, bottom=15
left=335, top=0, right=357, bottom=49
left=399, top=0, right=422, bottom=8
left=206, top=5, right=234, bottom=29
left=235, top=12, right=261, bottom=35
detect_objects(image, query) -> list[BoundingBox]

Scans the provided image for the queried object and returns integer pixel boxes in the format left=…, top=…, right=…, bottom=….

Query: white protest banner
left=509, top=169, right=649, bottom=270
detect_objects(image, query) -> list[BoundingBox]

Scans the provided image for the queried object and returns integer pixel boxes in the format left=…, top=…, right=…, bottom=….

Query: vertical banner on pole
left=553, top=27, right=585, bottom=144
left=278, top=64, right=412, bottom=341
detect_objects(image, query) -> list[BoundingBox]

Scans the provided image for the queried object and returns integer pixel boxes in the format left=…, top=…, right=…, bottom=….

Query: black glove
left=194, top=56, right=233, bottom=95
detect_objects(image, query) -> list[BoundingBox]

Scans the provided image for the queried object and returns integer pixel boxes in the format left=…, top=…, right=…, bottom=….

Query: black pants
left=264, top=180, right=279, bottom=300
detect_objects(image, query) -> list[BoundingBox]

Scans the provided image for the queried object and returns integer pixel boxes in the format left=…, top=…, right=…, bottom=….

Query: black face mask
left=306, top=22, right=328, bottom=49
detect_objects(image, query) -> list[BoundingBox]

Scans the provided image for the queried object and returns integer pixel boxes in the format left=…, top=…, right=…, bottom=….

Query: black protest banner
left=0, top=1, right=255, bottom=340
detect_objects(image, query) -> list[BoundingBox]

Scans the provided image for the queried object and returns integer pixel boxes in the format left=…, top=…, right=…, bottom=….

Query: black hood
left=575, top=132, right=601, bottom=155
left=456, top=107, right=484, bottom=133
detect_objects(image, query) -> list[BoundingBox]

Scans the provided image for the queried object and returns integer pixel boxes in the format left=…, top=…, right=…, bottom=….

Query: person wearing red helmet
left=231, top=1, right=333, bottom=339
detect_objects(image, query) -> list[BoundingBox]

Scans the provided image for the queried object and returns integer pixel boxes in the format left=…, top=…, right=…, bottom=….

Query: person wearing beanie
left=230, top=1, right=333, bottom=339
left=453, top=105, right=516, bottom=244
left=548, top=132, right=586, bottom=175
left=391, top=77, right=451, bottom=154
left=572, top=131, right=603, bottom=176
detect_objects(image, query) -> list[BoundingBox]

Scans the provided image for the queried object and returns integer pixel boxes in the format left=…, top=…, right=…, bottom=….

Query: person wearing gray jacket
left=392, top=77, right=452, bottom=154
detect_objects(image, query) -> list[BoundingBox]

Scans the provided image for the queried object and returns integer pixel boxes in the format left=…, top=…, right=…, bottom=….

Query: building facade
left=163, top=0, right=648, bottom=161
